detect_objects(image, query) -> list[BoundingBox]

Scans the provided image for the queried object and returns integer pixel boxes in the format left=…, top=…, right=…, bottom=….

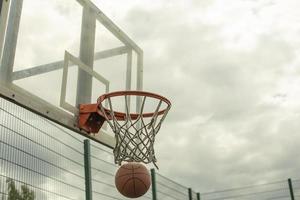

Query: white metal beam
left=136, top=52, right=144, bottom=112
left=60, top=51, right=109, bottom=114
left=126, top=50, right=132, bottom=90
left=0, top=0, right=23, bottom=82
left=85, top=0, right=143, bottom=53
left=76, top=4, right=96, bottom=105
left=0, top=82, right=115, bottom=148
left=94, top=46, right=128, bottom=60
left=12, top=46, right=129, bottom=81
left=12, top=61, right=63, bottom=80
left=0, top=0, right=10, bottom=61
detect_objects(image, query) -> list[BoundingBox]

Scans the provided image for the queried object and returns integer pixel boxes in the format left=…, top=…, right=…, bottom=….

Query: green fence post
left=288, top=178, right=295, bottom=200
left=150, top=169, right=157, bottom=200
left=188, top=188, right=193, bottom=200
left=151, top=169, right=157, bottom=200
left=84, top=139, right=92, bottom=200
left=196, top=192, right=200, bottom=200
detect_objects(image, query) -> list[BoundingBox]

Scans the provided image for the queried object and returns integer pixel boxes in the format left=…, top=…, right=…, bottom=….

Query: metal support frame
left=288, top=178, right=295, bottom=200
left=76, top=4, right=96, bottom=105
left=151, top=169, right=157, bottom=200
left=188, top=188, right=193, bottom=200
left=0, top=0, right=23, bottom=82
left=11, top=46, right=129, bottom=81
left=126, top=50, right=132, bottom=91
left=60, top=51, right=109, bottom=114
left=0, top=0, right=10, bottom=61
left=0, top=0, right=143, bottom=148
left=136, top=51, right=144, bottom=112
left=80, top=0, right=142, bottom=53
left=84, top=139, right=93, bottom=200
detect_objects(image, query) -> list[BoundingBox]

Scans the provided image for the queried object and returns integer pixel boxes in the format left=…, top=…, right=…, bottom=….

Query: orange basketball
left=115, top=162, right=151, bottom=198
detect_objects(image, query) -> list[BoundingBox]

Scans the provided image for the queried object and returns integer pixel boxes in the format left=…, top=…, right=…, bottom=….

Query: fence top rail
left=201, top=180, right=288, bottom=195
left=156, top=172, right=189, bottom=190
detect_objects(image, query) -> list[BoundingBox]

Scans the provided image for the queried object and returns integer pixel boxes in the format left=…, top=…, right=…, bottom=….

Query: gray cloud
left=122, top=0, right=300, bottom=193
left=3, top=0, right=300, bottom=197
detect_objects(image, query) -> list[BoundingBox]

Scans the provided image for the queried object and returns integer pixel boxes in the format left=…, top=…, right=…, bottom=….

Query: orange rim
left=97, top=91, right=171, bottom=120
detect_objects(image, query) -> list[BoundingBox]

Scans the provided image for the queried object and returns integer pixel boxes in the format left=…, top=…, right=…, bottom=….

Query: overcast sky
left=8, top=0, right=300, bottom=195
left=90, top=0, right=300, bottom=192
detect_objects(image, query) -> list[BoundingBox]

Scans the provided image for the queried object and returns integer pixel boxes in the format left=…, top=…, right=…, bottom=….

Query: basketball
left=115, top=162, right=151, bottom=198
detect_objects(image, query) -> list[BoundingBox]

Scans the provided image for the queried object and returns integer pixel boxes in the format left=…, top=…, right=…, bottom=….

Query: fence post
left=196, top=192, right=200, bottom=200
left=288, top=178, right=295, bottom=200
left=188, top=188, right=193, bottom=200
left=151, top=169, right=157, bottom=200
left=84, top=139, right=93, bottom=200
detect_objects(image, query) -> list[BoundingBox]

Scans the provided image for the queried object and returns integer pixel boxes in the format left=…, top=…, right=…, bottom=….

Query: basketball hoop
left=78, top=91, right=171, bottom=168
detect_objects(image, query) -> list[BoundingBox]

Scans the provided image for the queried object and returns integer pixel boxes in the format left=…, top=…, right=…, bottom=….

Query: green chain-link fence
left=0, top=96, right=298, bottom=200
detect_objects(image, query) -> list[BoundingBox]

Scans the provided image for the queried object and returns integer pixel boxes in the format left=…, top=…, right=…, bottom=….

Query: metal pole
left=196, top=192, right=200, bottom=200
left=0, top=0, right=2, bottom=14
left=0, top=0, right=23, bottom=83
left=84, top=139, right=93, bottom=200
left=76, top=4, right=96, bottom=105
left=136, top=51, right=143, bottom=112
left=125, top=50, right=132, bottom=91
left=150, top=169, right=157, bottom=200
left=288, top=178, right=295, bottom=200
left=188, top=188, right=193, bottom=200
left=0, top=0, right=10, bottom=60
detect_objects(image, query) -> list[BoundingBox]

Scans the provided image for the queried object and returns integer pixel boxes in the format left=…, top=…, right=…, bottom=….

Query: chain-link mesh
left=192, top=190, right=198, bottom=200
left=293, top=179, right=300, bottom=199
left=0, top=96, right=154, bottom=200
left=0, top=96, right=85, bottom=200
left=156, top=173, right=188, bottom=200
left=89, top=141, right=152, bottom=200
left=201, top=180, right=291, bottom=200
left=98, top=93, right=171, bottom=167
left=2, top=95, right=300, bottom=200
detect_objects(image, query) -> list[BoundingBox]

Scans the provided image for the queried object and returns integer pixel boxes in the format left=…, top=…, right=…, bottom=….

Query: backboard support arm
left=76, top=4, right=96, bottom=106
left=0, top=0, right=23, bottom=83
left=0, top=0, right=10, bottom=61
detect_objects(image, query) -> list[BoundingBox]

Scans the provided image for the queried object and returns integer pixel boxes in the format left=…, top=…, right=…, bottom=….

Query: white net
left=97, top=91, right=171, bottom=168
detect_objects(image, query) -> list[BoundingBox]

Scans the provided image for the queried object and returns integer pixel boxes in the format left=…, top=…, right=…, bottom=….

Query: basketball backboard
left=0, top=0, right=143, bottom=148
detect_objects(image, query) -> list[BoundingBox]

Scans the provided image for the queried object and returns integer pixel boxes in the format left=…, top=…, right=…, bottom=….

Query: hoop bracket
left=78, top=104, right=106, bottom=133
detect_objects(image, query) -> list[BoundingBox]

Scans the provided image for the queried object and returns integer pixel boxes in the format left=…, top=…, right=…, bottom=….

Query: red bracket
left=78, top=104, right=106, bottom=133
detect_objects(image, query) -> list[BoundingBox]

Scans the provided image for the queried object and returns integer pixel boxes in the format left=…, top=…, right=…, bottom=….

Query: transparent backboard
left=0, top=0, right=143, bottom=148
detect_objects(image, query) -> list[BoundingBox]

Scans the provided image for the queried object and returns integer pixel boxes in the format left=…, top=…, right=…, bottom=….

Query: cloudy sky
left=6, top=0, right=300, bottom=195
left=90, top=0, right=300, bottom=192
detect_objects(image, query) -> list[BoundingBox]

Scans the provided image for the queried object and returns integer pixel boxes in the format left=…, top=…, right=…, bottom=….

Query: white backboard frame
left=0, top=0, right=143, bottom=148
